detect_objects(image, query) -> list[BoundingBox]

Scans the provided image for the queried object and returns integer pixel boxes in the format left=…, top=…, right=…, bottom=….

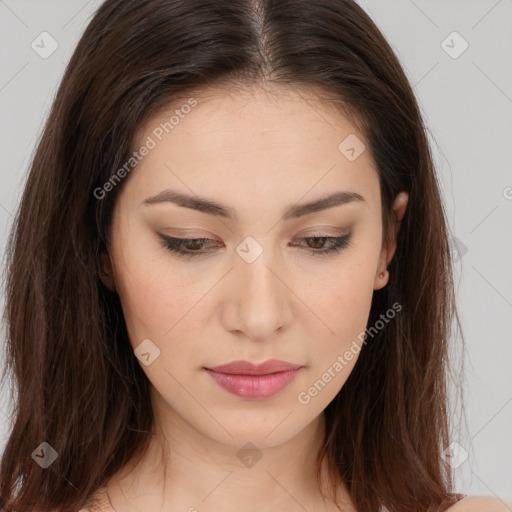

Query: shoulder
left=446, top=495, right=512, bottom=511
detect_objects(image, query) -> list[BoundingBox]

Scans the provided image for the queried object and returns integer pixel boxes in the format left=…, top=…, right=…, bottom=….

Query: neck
left=106, top=393, right=352, bottom=511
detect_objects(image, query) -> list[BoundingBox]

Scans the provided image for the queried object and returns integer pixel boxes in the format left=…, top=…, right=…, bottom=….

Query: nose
left=222, top=250, right=293, bottom=342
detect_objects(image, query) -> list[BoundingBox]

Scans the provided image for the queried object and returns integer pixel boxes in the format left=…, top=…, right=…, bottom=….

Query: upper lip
left=205, top=359, right=303, bottom=375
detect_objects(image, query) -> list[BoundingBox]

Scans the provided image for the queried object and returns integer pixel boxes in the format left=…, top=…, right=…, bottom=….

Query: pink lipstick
left=204, top=359, right=303, bottom=399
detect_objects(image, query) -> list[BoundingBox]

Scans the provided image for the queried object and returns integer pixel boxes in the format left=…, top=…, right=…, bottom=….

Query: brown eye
left=159, top=235, right=221, bottom=258
left=290, top=235, right=352, bottom=256
left=305, top=237, right=327, bottom=249
left=158, top=233, right=352, bottom=259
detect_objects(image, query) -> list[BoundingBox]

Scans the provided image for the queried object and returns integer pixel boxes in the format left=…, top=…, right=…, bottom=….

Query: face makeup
left=204, top=359, right=303, bottom=399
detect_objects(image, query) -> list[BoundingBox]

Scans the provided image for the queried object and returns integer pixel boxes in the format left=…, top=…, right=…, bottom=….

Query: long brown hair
left=0, top=1, right=465, bottom=511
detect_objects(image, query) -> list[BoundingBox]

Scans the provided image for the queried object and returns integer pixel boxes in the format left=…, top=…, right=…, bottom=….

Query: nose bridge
left=242, top=251, right=280, bottom=298
left=229, top=236, right=290, bottom=339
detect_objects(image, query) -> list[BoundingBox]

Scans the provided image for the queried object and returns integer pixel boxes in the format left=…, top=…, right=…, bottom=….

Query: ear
left=98, top=250, right=117, bottom=292
left=374, top=191, right=409, bottom=290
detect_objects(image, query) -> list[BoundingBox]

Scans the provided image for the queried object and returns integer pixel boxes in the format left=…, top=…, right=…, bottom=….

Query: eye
left=290, top=235, right=353, bottom=256
left=158, top=236, right=221, bottom=259
left=158, top=233, right=353, bottom=259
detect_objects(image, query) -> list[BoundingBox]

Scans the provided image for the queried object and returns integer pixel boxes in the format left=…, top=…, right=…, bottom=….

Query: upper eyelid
left=159, top=233, right=347, bottom=242
left=157, top=225, right=351, bottom=237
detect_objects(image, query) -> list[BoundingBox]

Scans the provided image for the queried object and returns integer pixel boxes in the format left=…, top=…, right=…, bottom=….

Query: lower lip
left=204, top=368, right=302, bottom=399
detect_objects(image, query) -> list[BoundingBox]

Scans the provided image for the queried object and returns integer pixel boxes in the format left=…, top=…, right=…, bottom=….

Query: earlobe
left=373, top=262, right=389, bottom=290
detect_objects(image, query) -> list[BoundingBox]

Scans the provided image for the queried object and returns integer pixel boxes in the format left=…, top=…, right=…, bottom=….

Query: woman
left=0, top=1, right=509, bottom=511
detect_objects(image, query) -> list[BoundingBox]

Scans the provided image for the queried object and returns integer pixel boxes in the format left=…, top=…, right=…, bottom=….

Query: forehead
left=122, top=84, right=380, bottom=219
left=135, top=84, right=365, bottom=154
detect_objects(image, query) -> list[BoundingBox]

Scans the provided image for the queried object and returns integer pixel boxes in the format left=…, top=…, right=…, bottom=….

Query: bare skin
left=97, top=83, right=508, bottom=511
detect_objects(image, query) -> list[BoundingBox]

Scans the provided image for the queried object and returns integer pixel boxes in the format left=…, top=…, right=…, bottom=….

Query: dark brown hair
left=0, top=1, right=465, bottom=511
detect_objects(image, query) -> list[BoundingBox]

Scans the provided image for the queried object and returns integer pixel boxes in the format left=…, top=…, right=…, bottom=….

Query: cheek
left=298, top=255, right=377, bottom=373
left=295, top=263, right=375, bottom=407
left=114, top=263, right=208, bottom=392
left=112, top=235, right=198, bottom=349
left=304, top=258, right=375, bottom=332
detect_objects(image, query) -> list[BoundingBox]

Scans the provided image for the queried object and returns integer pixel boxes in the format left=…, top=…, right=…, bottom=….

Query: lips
left=205, top=359, right=303, bottom=375
left=204, top=359, right=304, bottom=399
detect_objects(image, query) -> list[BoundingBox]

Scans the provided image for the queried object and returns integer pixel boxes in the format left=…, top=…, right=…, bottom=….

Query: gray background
left=0, top=0, right=511, bottom=500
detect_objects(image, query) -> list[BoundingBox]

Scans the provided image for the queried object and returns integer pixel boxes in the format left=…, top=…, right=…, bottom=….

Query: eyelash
left=158, top=234, right=352, bottom=259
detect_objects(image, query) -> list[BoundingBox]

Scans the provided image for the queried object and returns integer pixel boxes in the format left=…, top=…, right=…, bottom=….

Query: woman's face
left=103, top=85, right=399, bottom=449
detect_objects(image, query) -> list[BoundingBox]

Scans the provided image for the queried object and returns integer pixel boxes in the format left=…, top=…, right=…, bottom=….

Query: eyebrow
left=141, top=188, right=366, bottom=221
